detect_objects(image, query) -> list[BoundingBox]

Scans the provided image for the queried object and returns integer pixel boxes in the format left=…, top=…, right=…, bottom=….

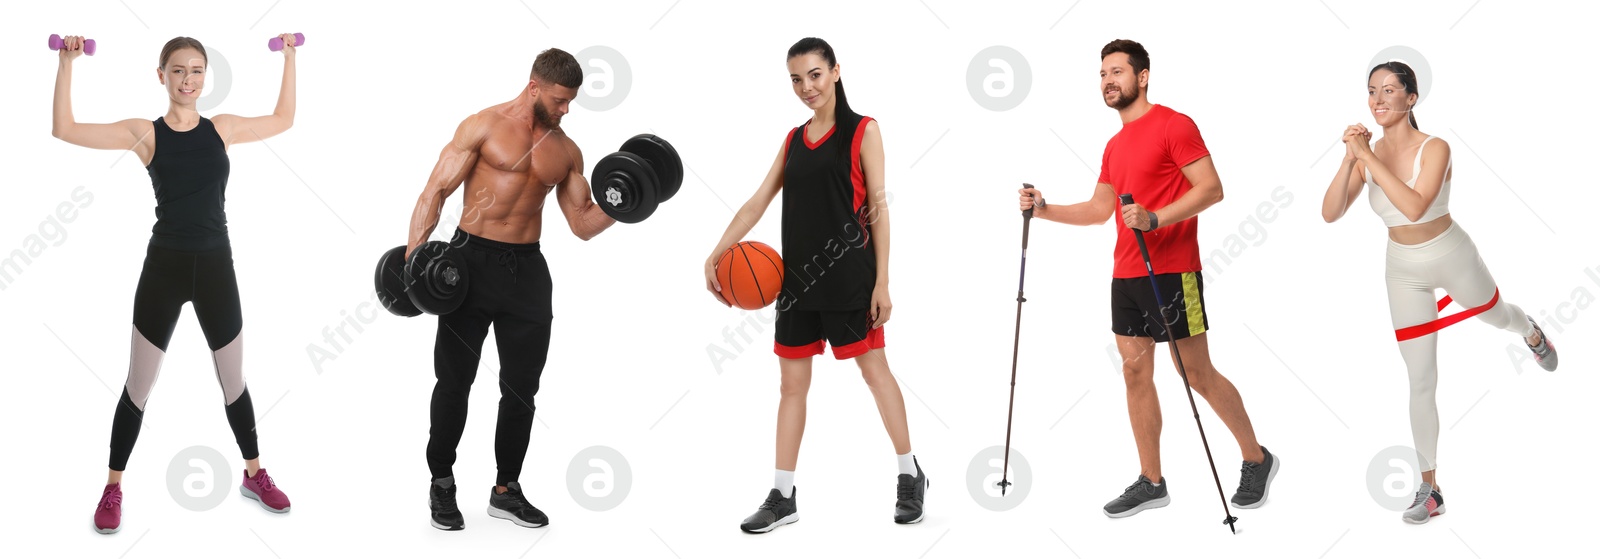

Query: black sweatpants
left=427, top=229, right=553, bottom=486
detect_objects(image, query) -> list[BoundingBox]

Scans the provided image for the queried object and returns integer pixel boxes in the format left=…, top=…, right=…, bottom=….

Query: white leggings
left=1385, top=221, right=1533, bottom=472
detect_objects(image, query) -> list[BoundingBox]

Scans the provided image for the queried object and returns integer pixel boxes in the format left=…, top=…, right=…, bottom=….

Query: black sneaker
left=487, top=482, right=549, bottom=528
left=740, top=487, right=798, bottom=533
left=429, top=478, right=464, bottom=531
left=894, top=457, right=929, bottom=524
left=1103, top=475, right=1170, bottom=518
left=1231, top=445, right=1279, bottom=509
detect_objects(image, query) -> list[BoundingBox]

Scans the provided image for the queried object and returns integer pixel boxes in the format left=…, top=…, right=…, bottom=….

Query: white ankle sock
left=898, top=453, right=917, bottom=476
left=775, top=469, right=795, bottom=498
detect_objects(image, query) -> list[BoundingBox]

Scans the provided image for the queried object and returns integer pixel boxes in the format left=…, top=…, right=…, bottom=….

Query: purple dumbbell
left=49, top=34, right=97, bottom=56
left=267, top=33, right=305, bottom=52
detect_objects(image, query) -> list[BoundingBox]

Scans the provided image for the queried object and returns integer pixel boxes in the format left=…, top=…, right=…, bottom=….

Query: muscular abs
left=459, top=115, right=572, bottom=244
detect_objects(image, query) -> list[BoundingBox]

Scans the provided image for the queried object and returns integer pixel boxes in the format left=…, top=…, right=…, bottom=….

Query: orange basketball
left=716, top=241, right=784, bottom=310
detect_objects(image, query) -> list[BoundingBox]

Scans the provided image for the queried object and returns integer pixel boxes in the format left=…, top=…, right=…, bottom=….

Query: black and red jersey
left=778, top=111, right=876, bottom=311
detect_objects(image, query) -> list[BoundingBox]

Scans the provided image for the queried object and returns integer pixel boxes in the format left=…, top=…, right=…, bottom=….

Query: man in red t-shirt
left=1018, top=39, right=1277, bottom=519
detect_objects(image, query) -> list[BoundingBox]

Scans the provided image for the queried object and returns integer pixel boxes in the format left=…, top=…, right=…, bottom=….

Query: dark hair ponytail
left=788, top=37, right=855, bottom=155
left=1369, top=61, right=1420, bottom=129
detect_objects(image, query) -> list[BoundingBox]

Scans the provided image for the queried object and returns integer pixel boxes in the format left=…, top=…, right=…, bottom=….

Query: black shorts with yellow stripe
left=1110, top=271, right=1209, bottom=342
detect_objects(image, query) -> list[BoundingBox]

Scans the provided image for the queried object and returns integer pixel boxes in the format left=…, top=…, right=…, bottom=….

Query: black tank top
left=778, top=111, right=876, bottom=311
left=146, top=117, right=230, bottom=250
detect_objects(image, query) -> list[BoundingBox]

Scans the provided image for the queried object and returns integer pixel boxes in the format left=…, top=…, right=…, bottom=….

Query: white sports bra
left=1367, top=135, right=1451, bottom=227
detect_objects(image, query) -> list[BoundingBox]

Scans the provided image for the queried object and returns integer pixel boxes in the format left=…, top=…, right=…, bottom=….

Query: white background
left=3, top=0, right=1596, bottom=557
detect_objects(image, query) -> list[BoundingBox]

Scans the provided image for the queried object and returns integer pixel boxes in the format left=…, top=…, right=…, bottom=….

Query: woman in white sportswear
left=1319, top=60, right=1558, bottom=525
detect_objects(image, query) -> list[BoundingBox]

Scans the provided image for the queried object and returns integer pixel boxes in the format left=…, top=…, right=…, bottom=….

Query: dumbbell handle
left=267, top=33, right=305, bottom=52
left=49, top=34, right=96, bottom=56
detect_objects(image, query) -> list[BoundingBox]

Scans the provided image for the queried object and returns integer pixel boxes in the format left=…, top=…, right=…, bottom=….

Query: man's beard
left=533, top=100, right=561, bottom=129
left=1104, top=85, right=1139, bottom=110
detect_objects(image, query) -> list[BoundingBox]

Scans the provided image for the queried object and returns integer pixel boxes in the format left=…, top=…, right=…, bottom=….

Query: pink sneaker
left=240, top=469, right=291, bottom=513
left=94, top=483, right=122, bottom=534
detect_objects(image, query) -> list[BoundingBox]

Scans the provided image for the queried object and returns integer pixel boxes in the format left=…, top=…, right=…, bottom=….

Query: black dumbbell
left=373, top=241, right=470, bottom=316
left=590, top=134, right=683, bottom=223
left=374, top=246, right=422, bottom=317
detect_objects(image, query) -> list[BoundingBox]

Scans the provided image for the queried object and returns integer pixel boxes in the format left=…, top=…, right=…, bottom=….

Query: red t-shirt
left=1098, top=104, right=1210, bottom=279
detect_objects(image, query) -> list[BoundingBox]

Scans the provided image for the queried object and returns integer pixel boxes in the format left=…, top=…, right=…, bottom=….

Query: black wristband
left=1147, top=211, right=1159, bottom=230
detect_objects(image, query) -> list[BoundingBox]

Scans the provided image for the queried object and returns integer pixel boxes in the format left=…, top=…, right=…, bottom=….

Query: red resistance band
left=1394, top=288, right=1501, bottom=342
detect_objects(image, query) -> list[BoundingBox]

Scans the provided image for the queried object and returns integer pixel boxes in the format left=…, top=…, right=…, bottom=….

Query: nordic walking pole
left=1118, top=193, right=1239, bottom=534
left=999, top=183, right=1039, bottom=496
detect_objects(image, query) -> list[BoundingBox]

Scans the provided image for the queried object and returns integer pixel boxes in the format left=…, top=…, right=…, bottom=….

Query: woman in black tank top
left=52, top=33, right=301, bottom=533
left=703, top=38, right=929, bottom=532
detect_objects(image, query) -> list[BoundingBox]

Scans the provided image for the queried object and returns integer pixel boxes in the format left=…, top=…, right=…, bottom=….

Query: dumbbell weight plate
left=374, top=245, right=423, bottom=317
left=590, top=151, right=661, bottom=224
left=619, top=134, right=683, bottom=202
left=405, top=241, right=470, bottom=315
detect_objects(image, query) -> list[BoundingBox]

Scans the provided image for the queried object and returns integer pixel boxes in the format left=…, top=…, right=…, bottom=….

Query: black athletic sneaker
left=487, top=482, right=549, bottom=528
left=740, top=487, right=799, bottom=533
left=1103, top=475, right=1170, bottom=518
left=894, top=457, right=929, bottom=524
left=429, top=478, right=464, bottom=531
left=1231, top=446, right=1279, bottom=509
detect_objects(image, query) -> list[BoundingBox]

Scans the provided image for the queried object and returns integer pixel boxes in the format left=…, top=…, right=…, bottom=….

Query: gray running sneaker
left=1402, top=482, right=1445, bottom=524
left=893, top=457, right=928, bottom=524
left=1103, top=475, right=1170, bottom=518
left=741, top=487, right=799, bottom=534
left=1526, top=318, right=1558, bottom=372
left=1231, top=446, right=1279, bottom=509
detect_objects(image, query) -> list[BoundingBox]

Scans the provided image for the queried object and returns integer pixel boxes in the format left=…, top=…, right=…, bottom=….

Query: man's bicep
left=556, top=139, right=591, bottom=211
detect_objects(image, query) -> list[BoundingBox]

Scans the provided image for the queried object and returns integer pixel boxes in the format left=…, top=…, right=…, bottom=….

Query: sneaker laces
left=254, top=471, right=277, bottom=493
left=1409, top=486, right=1433, bottom=508
left=99, top=487, right=122, bottom=510
left=501, top=485, right=533, bottom=507
left=759, top=494, right=783, bottom=511
left=1119, top=479, right=1149, bottom=499
left=896, top=477, right=917, bottom=501
left=1238, top=462, right=1258, bottom=491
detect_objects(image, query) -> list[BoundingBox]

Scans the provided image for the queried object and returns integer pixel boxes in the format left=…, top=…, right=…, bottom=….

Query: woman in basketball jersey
left=1319, top=61, right=1557, bottom=524
left=51, top=34, right=299, bottom=533
left=703, top=37, right=927, bottom=533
